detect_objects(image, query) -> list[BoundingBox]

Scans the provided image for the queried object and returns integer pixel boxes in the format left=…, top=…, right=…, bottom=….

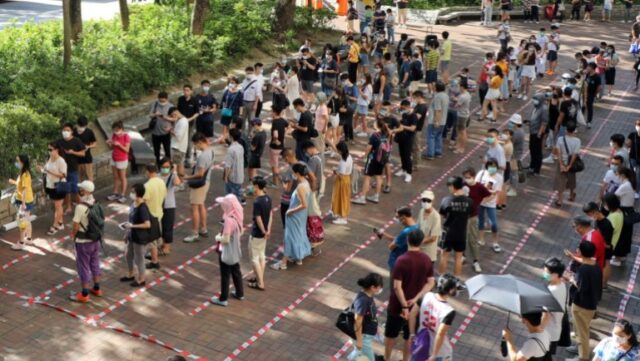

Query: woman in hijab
left=210, top=194, right=244, bottom=307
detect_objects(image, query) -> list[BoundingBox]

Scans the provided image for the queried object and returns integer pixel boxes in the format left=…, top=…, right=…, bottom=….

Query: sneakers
left=332, top=217, right=348, bottom=225
left=352, top=195, right=366, bottom=205
left=517, top=94, right=523, bottom=99
left=69, top=292, right=90, bottom=303
left=492, top=244, right=503, bottom=253
left=473, top=261, right=482, bottom=273
left=210, top=296, right=228, bottom=307
left=11, top=242, right=25, bottom=251
left=90, top=288, right=103, bottom=297
left=270, top=262, right=287, bottom=270
left=522, top=95, right=528, bottom=101
left=565, top=345, right=579, bottom=355
left=198, top=229, right=209, bottom=238
left=366, top=194, right=380, bottom=203
left=145, top=262, right=160, bottom=270
left=477, top=239, right=486, bottom=246
left=383, top=185, right=391, bottom=194
left=117, top=195, right=128, bottom=204
left=183, top=234, right=199, bottom=243
left=404, top=174, right=412, bottom=183
left=507, top=189, right=517, bottom=197
left=106, top=193, right=121, bottom=201
left=542, top=155, right=555, bottom=164
left=394, top=170, right=406, bottom=177
left=587, top=122, right=592, bottom=129
left=356, top=131, right=368, bottom=138
left=231, top=292, right=244, bottom=301
left=487, top=112, right=494, bottom=120
left=610, top=258, right=622, bottom=266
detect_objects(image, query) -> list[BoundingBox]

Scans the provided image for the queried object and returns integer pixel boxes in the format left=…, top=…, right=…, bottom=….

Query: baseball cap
left=509, top=114, right=523, bottom=125
left=78, top=180, right=95, bottom=193
left=420, top=190, right=435, bottom=201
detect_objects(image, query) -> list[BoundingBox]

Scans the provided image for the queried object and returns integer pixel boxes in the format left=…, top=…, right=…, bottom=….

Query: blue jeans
left=387, top=26, right=395, bottom=43
left=224, top=182, right=243, bottom=201
left=426, top=124, right=444, bottom=158
left=478, top=205, right=498, bottom=233
left=347, top=334, right=375, bottom=361
left=360, top=18, right=370, bottom=34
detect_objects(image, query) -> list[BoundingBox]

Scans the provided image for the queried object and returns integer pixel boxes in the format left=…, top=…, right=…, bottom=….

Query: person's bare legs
left=118, top=169, right=127, bottom=197
left=402, top=339, right=411, bottom=361
left=360, top=175, right=371, bottom=197
left=481, top=98, right=490, bottom=119
left=111, top=166, right=120, bottom=195
left=374, top=175, right=382, bottom=194
left=454, top=251, right=463, bottom=276
left=385, top=163, right=392, bottom=188
left=439, top=251, right=450, bottom=274
left=54, top=199, right=63, bottom=228
left=603, top=261, right=611, bottom=288
left=198, top=204, right=207, bottom=232
left=191, top=204, right=200, bottom=235
left=491, top=99, right=499, bottom=120
left=384, top=337, right=396, bottom=361
left=456, top=128, right=467, bottom=152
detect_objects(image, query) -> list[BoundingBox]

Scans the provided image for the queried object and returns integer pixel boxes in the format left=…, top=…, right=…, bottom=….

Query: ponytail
left=357, top=272, right=383, bottom=290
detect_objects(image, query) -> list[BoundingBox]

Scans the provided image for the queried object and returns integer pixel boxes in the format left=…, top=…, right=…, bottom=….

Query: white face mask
left=375, top=288, right=383, bottom=296
left=614, top=334, right=627, bottom=345
left=499, top=134, right=508, bottom=141
left=77, top=127, right=86, bottom=133
left=636, top=126, right=640, bottom=133
left=62, top=130, right=72, bottom=139
left=422, top=201, right=432, bottom=210
left=202, top=86, right=210, bottom=93
left=80, top=194, right=92, bottom=203
left=129, top=192, right=137, bottom=201
left=610, top=141, right=615, bottom=148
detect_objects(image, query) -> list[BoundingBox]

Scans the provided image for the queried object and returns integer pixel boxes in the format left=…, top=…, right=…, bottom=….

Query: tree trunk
left=190, top=0, right=209, bottom=36
left=63, top=0, right=72, bottom=68
left=119, top=0, right=130, bottom=31
left=273, top=0, right=296, bottom=34
left=69, top=0, right=82, bottom=41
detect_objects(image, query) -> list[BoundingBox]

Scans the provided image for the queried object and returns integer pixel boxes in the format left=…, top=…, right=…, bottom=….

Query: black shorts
left=605, top=246, right=614, bottom=260
left=443, top=233, right=466, bottom=252
left=504, top=162, right=512, bottom=183
left=220, top=115, right=233, bottom=127
left=45, top=187, right=65, bottom=201
left=384, top=312, right=410, bottom=340
left=364, top=157, right=385, bottom=176
left=249, top=154, right=261, bottom=169
left=547, top=50, right=558, bottom=62
left=605, top=67, right=616, bottom=85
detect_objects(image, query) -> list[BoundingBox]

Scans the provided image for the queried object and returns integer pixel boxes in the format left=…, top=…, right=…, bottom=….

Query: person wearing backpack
left=502, top=312, right=552, bottom=361
left=347, top=272, right=384, bottom=361
left=69, top=180, right=105, bottom=303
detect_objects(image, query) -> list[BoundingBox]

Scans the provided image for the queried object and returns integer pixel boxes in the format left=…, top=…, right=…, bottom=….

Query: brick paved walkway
left=1, top=17, right=639, bottom=361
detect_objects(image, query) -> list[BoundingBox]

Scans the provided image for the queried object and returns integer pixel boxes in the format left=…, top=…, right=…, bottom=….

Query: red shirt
left=467, top=183, right=491, bottom=217
left=582, top=229, right=606, bottom=270
left=111, top=132, right=131, bottom=162
left=389, top=251, right=434, bottom=316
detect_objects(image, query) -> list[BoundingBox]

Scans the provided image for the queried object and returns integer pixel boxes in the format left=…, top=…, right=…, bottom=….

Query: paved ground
left=0, top=16, right=640, bottom=361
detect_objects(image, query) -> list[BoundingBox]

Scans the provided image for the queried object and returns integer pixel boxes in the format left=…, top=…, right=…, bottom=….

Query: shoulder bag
left=562, top=136, right=585, bottom=173
left=149, top=100, right=159, bottom=129
left=335, top=304, right=356, bottom=339
left=558, top=286, right=572, bottom=347
left=187, top=150, right=214, bottom=188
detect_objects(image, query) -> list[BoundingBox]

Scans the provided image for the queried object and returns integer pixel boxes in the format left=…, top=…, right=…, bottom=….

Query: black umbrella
left=465, top=274, right=563, bottom=314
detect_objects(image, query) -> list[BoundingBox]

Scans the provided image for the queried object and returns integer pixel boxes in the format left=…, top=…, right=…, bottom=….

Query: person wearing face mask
left=253, top=63, right=265, bottom=118
left=58, top=122, right=87, bottom=215
left=518, top=45, right=536, bottom=100
left=417, top=190, right=442, bottom=263
left=497, top=129, right=513, bottom=210
left=195, top=80, right=218, bottom=142
left=372, top=62, right=387, bottom=118
left=320, top=52, right=338, bottom=97
left=626, top=119, right=640, bottom=197
left=158, top=158, right=181, bottom=256
left=612, top=167, right=636, bottom=266
left=476, top=159, right=504, bottom=253
left=297, top=48, right=318, bottom=106
left=8, top=154, right=34, bottom=251
left=177, top=84, right=199, bottom=167
left=120, top=183, right=151, bottom=288
left=40, top=142, right=67, bottom=235
left=502, top=312, right=551, bottom=361
left=349, top=273, right=384, bottom=361
left=438, top=176, right=473, bottom=276
left=462, top=168, right=492, bottom=273
left=383, top=228, right=435, bottom=361
left=599, top=155, right=623, bottom=201
left=168, top=107, right=188, bottom=184
left=608, top=133, right=629, bottom=166
left=106, top=121, right=131, bottom=204
left=553, top=124, right=580, bottom=207
left=584, top=63, right=601, bottom=128
left=240, top=67, right=260, bottom=135
left=286, top=66, right=301, bottom=119
left=527, top=93, right=548, bottom=175
left=408, top=273, right=461, bottom=361
left=149, top=91, right=174, bottom=165
left=394, top=100, right=417, bottom=183
left=593, top=320, right=640, bottom=361
left=69, top=180, right=104, bottom=302
left=73, top=116, right=96, bottom=182
left=374, top=207, right=419, bottom=270
left=411, top=91, right=428, bottom=168
left=484, top=128, right=507, bottom=173
left=142, top=163, right=166, bottom=270
left=583, top=202, right=614, bottom=288
left=540, top=257, right=567, bottom=356
left=218, top=76, right=244, bottom=144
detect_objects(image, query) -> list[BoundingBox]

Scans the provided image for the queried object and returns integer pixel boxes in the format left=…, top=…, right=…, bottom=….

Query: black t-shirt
left=352, top=291, right=378, bottom=336
left=413, top=103, right=428, bottom=131
left=322, top=59, right=338, bottom=80
left=270, top=118, right=289, bottom=150
left=177, top=95, right=199, bottom=119
left=252, top=194, right=272, bottom=238
left=296, top=111, right=314, bottom=141
left=559, top=98, right=578, bottom=127
left=395, top=112, right=417, bottom=142
left=374, top=9, right=386, bottom=28
left=585, top=73, right=601, bottom=97
left=130, top=203, right=151, bottom=245
left=57, top=137, right=86, bottom=172
left=595, top=218, right=614, bottom=246
left=627, top=132, right=640, bottom=160
left=299, top=57, right=318, bottom=81
left=440, top=195, right=473, bottom=242
left=398, top=0, right=408, bottom=8
left=251, top=130, right=267, bottom=157
left=73, top=128, right=96, bottom=164
left=570, top=263, right=602, bottom=310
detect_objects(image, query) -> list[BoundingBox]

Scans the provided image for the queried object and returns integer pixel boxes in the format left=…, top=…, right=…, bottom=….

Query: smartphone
left=118, top=222, right=130, bottom=231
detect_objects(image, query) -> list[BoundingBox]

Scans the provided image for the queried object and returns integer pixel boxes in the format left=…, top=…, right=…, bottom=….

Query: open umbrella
left=465, top=274, right=563, bottom=314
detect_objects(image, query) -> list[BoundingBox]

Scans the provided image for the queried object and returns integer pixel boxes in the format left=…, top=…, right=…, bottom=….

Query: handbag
left=221, top=90, right=241, bottom=118
left=562, top=136, right=585, bottom=173
left=329, top=114, right=340, bottom=128
left=335, top=305, right=357, bottom=339
left=411, top=328, right=432, bottom=361
left=187, top=150, right=214, bottom=188
left=557, top=288, right=571, bottom=347
left=55, top=179, right=70, bottom=195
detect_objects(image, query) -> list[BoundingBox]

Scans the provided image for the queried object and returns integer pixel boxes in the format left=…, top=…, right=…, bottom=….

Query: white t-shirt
left=485, top=144, right=507, bottom=169
left=337, top=155, right=353, bottom=175
left=603, top=169, right=622, bottom=194
left=615, top=180, right=635, bottom=207
left=418, top=292, right=454, bottom=360
left=357, top=85, right=372, bottom=106
left=475, top=170, right=503, bottom=208
left=171, top=117, right=189, bottom=153
left=520, top=331, right=551, bottom=359
left=536, top=34, right=548, bottom=49
left=604, top=0, right=613, bottom=9
left=555, top=135, right=581, bottom=164
left=546, top=283, right=567, bottom=342
left=286, top=75, right=300, bottom=103
left=45, top=156, right=68, bottom=189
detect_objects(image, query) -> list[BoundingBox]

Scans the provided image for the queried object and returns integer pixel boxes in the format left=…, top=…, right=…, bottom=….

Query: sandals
left=248, top=282, right=265, bottom=291
left=554, top=201, right=563, bottom=208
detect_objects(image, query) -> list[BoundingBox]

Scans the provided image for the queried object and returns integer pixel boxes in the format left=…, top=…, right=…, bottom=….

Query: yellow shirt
left=348, top=42, right=361, bottom=63
left=490, top=75, right=503, bottom=89
left=144, top=176, right=167, bottom=219
left=15, top=171, right=34, bottom=203
left=363, top=0, right=375, bottom=6
left=441, top=39, right=452, bottom=61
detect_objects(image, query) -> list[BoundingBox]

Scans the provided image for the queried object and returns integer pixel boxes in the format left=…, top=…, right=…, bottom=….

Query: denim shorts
left=67, top=171, right=79, bottom=194
left=357, top=104, right=368, bottom=115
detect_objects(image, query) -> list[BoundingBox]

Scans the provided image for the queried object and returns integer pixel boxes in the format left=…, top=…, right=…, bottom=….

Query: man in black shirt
left=58, top=122, right=86, bottom=213
left=248, top=118, right=267, bottom=195
left=73, top=116, right=96, bottom=182
left=297, top=48, right=317, bottom=105
left=373, top=3, right=386, bottom=35
left=557, top=87, right=578, bottom=134
left=411, top=91, right=428, bottom=170
left=269, top=107, right=289, bottom=187
left=439, top=176, right=473, bottom=277
left=394, top=100, right=417, bottom=183
left=177, top=84, right=199, bottom=166
left=565, top=241, right=602, bottom=360
left=290, top=98, right=314, bottom=162
left=249, top=177, right=272, bottom=290
left=195, top=80, right=218, bottom=141
left=584, top=63, right=601, bottom=129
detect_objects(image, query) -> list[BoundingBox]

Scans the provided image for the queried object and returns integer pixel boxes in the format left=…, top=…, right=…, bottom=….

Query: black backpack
left=410, top=60, right=424, bottom=81
left=78, top=202, right=105, bottom=242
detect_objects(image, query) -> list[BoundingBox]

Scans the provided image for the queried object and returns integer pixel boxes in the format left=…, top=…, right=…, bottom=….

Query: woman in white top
left=614, top=167, right=636, bottom=262
left=331, top=141, right=353, bottom=225
left=286, top=66, right=301, bottom=119
left=355, top=74, right=373, bottom=137
left=39, top=142, right=68, bottom=236
left=541, top=257, right=567, bottom=355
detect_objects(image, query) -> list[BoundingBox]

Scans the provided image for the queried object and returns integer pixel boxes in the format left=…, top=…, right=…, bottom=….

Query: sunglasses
left=47, top=148, right=55, bottom=152
left=421, top=198, right=433, bottom=203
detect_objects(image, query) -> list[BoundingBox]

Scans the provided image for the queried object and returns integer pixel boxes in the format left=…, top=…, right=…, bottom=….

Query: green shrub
left=0, top=101, right=60, bottom=179
left=294, top=6, right=337, bottom=30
